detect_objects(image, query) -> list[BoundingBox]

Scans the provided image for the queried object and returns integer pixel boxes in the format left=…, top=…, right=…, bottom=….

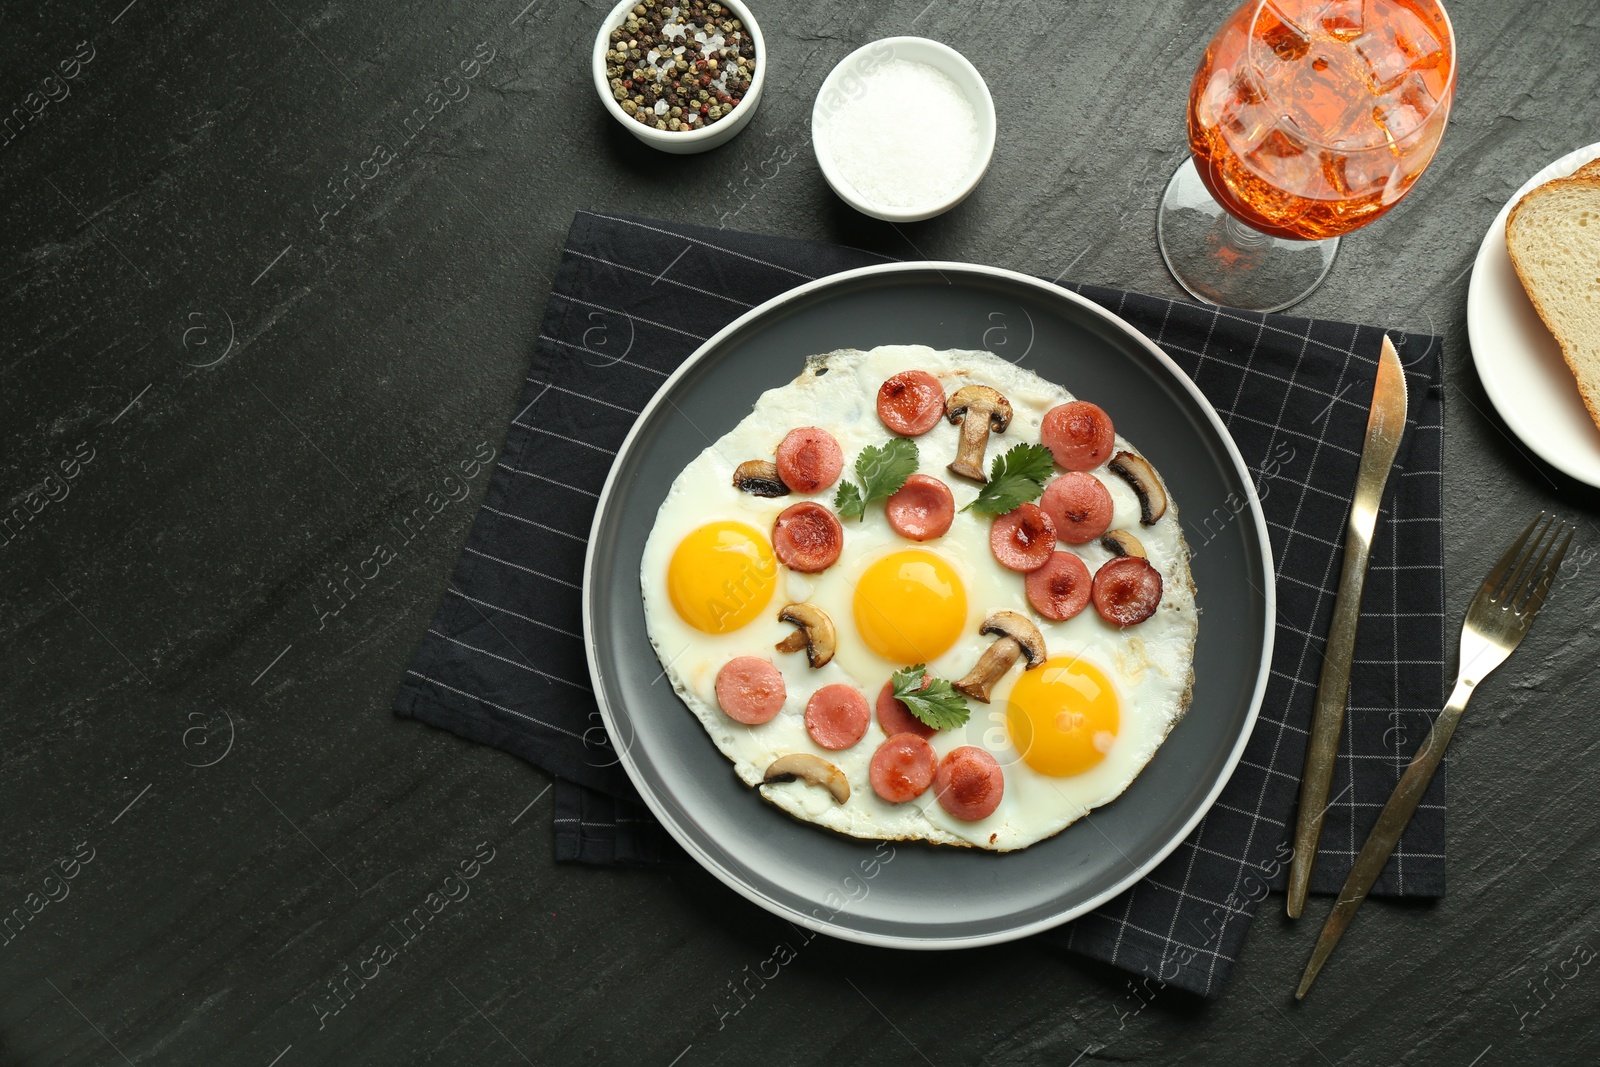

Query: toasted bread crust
left=1505, top=174, right=1600, bottom=432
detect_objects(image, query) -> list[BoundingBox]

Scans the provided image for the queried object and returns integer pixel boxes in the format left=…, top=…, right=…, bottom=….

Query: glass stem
left=1222, top=213, right=1273, bottom=248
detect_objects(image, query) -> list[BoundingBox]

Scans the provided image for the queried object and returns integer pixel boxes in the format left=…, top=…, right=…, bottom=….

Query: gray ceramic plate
left=584, top=263, right=1274, bottom=948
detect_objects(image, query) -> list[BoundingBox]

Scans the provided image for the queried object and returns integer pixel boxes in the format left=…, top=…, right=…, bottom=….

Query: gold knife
left=1285, top=335, right=1409, bottom=919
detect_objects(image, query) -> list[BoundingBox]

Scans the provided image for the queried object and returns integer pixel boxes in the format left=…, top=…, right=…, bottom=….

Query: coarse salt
left=816, top=58, right=983, bottom=211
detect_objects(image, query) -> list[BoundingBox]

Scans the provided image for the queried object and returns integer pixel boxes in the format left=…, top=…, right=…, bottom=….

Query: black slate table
left=4, top=1, right=1598, bottom=1064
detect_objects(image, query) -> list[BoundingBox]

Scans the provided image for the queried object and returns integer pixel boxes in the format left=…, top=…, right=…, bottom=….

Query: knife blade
left=1285, top=334, right=1409, bottom=919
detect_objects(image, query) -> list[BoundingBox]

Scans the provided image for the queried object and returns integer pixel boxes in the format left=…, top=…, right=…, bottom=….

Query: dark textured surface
left=2, top=0, right=1597, bottom=1064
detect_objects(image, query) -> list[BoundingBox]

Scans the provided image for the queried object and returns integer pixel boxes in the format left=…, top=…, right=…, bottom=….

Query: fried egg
left=639, top=345, right=1197, bottom=851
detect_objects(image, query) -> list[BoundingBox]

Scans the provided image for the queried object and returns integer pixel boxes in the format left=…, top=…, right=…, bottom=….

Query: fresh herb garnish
left=833, top=438, right=919, bottom=520
left=833, top=480, right=865, bottom=518
left=891, top=664, right=970, bottom=731
left=963, top=443, right=1055, bottom=516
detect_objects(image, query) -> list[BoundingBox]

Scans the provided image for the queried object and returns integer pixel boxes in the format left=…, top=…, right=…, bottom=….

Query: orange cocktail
left=1188, top=0, right=1455, bottom=241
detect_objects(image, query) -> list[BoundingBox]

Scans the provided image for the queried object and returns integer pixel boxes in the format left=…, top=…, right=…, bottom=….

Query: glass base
left=1157, top=157, right=1338, bottom=314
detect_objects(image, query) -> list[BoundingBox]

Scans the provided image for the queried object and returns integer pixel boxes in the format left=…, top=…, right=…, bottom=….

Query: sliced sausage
left=804, top=683, right=871, bottom=750
left=870, top=734, right=938, bottom=803
left=1040, top=472, right=1115, bottom=545
left=1025, top=551, right=1094, bottom=621
left=1092, top=555, right=1164, bottom=626
left=1041, top=401, right=1116, bottom=471
left=714, top=657, right=786, bottom=724
left=876, top=370, right=945, bottom=436
left=875, top=679, right=937, bottom=740
left=772, top=502, right=843, bottom=573
left=933, top=746, right=1004, bottom=821
left=989, top=503, right=1057, bottom=573
left=884, top=474, right=955, bottom=542
left=775, top=427, right=843, bottom=494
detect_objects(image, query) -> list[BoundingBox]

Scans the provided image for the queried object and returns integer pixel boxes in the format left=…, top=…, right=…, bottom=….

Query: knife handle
left=1285, top=517, right=1373, bottom=918
left=1296, top=678, right=1472, bottom=997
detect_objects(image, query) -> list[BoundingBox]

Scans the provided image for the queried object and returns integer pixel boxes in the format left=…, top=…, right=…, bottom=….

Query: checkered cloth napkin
left=393, top=211, right=1446, bottom=997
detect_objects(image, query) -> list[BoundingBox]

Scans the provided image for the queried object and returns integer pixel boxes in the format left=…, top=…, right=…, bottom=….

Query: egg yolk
left=852, top=550, right=967, bottom=665
left=667, top=521, right=777, bottom=634
left=1006, top=656, right=1120, bottom=777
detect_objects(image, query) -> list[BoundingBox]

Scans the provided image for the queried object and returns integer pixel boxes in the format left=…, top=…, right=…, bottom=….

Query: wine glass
left=1157, top=0, right=1457, bottom=313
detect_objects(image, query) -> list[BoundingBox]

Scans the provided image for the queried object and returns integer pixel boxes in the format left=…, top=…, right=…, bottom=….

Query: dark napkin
left=394, top=211, right=1445, bottom=997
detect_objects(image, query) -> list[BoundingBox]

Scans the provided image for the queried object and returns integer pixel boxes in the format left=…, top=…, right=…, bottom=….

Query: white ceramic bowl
left=811, top=36, right=996, bottom=223
left=593, top=0, right=766, bottom=155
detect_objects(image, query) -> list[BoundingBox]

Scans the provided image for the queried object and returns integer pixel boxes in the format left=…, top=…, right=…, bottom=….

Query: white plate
left=1467, top=142, right=1600, bottom=486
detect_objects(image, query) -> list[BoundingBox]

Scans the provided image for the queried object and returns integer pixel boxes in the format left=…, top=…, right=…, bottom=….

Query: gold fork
left=1295, top=512, right=1573, bottom=999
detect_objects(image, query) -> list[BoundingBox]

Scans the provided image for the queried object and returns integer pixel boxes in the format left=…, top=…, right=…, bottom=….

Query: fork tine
left=1498, top=514, right=1553, bottom=601
left=1510, top=519, right=1562, bottom=607
left=1522, top=526, right=1574, bottom=620
left=1484, top=513, right=1544, bottom=598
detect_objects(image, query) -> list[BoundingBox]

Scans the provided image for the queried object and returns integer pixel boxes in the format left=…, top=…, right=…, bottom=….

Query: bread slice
left=1506, top=176, right=1600, bottom=430
left=1577, top=159, right=1600, bottom=180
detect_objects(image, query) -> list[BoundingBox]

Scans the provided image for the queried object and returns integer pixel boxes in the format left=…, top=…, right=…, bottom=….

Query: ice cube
left=1195, top=68, right=1235, bottom=129
left=1221, top=86, right=1277, bottom=150
left=1384, top=2, right=1444, bottom=63
left=1319, top=150, right=1353, bottom=197
left=1340, top=149, right=1397, bottom=195
left=1242, top=125, right=1316, bottom=194
left=1355, top=1, right=1449, bottom=91
left=1400, top=71, right=1438, bottom=112
left=1371, top=72, right=1435, bottom=142
left=1256, top=2, right=1312, bottom=62
left=1266, top=0, right=1319, bottom=31
left=1355, top=32, right=1411, bottom=93
left=1254, top=128, right=1308, bottom=160
left=1319, top=0, right=1364, bottom=41
left=1380, top=164, right=1411, bottom=205
left=1221, top=108, right=1271, bottom=162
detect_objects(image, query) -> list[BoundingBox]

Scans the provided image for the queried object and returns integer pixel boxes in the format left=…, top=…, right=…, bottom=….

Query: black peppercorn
left=606, top=4, right=754, bottom=132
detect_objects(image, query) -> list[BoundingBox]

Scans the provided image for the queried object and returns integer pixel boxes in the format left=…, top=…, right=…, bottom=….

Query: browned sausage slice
left=714, top=657, right=786, bottom=724
left=1091, top=556, right=1164, bottom=626
left=772, top=502, right=843, bottom=573
left=933, top=746, right=1004, bottom=821
left=775, top=427, right=844, bottom=493
left=989, top=503, right=1057, bottom=572
left=804, top=684, right=871, bottom=750
left=1040, top=472, right=1114, bottom=545
left=877, top=370, right=945, bottom=436
left=884, top=473, right=955, bottom=542
left=875, top=679, right=937, bottom=740
left=1025, top=551, right=1093, bottom=621
left=870, top=734, right=938, bottom=803
left=1041, top=401, right=1115, bottom=471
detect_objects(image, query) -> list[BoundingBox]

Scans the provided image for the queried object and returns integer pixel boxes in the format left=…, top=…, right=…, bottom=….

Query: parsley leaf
left=834, top=438, right=918, bottom=520
left=833, top=480, right=865, bottom=520
left=891, top=664, right=970, bottom=731
left=963, top=443, right=1056, bottom=516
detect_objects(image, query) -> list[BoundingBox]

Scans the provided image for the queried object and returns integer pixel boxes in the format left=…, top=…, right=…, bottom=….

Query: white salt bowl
left=811, top=36, right=996, bottom=222
left=593, top=0, right=766, bottom=155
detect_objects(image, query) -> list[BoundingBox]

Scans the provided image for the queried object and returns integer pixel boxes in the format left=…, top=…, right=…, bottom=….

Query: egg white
left=639, top=345, right=1198, bottom=851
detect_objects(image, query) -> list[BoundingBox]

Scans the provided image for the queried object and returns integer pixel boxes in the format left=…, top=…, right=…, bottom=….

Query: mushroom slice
left=952, top=611, right=1047, bottom=704
left=945, top=385, right=1012, bottom=482
left=774, top=603, right=836, bottom=668
left=733, top=459, right=790, bottom=498
left=1108, top=451, right=1169, bottom=526
left=763, top=753, right=850, bottom=804
left=1100, top=529, right=1148, bottom=559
